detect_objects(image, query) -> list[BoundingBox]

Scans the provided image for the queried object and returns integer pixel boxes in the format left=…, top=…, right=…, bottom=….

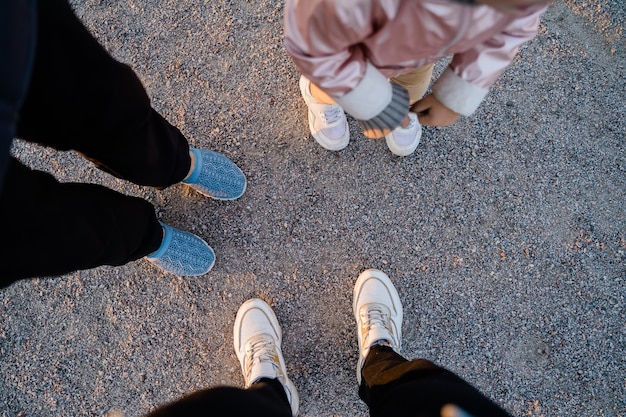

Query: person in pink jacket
left=284, top=0, right=551, bottom=156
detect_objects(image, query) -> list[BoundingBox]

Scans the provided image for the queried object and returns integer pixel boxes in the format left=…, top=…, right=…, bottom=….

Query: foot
left=234, top=299, right=299, bottom=416
left=146, top=222, right=215, bottom=276
left=299, top=75, right=350, bottom=151
left=353, top=269, right=403, bottom=385
left=182, top=148, right=247, bottom=200
left=384, top=112, right=421, bottom=156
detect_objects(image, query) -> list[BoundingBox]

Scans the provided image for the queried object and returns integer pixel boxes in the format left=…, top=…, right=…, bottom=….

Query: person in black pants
left=0, top=0, right=247, bottom=287
left=146, top=269, right=512, bottom=417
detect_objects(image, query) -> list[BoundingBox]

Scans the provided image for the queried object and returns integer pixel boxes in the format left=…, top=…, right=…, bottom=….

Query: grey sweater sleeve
left=356, top=82, right=409, bottom=137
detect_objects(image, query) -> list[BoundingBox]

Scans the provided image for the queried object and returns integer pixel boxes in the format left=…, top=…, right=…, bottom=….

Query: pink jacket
left=284, top=0, right=547, bottom=120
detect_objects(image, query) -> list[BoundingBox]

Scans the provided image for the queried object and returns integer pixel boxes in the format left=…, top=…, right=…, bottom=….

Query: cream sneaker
left=234, top=299, right=299, bottom=416
left=299, top=75, right=350, bottom=151
left=353, top=269, right=403, bottom=385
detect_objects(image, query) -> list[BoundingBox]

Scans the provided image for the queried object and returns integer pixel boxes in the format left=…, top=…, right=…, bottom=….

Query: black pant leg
left=145, top=381, right=293, bottom=417
left=0, top=0, right=37, bottom=191
left=360, top=345, right=512, bottom=417
left=16, top=0, right=191, bottom=188
left=0, top=158, right=163, bottom=286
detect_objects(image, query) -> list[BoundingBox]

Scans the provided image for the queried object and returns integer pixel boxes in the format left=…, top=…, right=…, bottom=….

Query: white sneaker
left=384, top=112, right=422, bottom=156
left=353, top=269, right=403, bottom=385
left=234, top=299, right=300, bottom=416
left=299, top=75, right=350, bottom=151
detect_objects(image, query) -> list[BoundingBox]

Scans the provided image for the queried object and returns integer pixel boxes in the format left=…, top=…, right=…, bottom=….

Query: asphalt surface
left=1, top=0, right=625, bottom=416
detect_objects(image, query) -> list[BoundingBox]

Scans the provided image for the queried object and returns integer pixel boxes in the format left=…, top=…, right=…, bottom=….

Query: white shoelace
left=323, top=105, right=343, bottom=124
left=360, top=304, right=393, bottom=343
left=244, top=334, right=280, bottom=380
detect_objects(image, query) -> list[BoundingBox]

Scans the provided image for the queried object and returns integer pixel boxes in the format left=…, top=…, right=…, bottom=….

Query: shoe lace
left=244, top=334, right=281, bottom=381
left=360, top=304, right=393, bottom=343
left=323, top=106, right=343, bottom=124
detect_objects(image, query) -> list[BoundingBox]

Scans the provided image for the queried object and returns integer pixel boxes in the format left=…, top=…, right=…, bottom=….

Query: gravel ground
left=1, top=0, right=625, bottom=416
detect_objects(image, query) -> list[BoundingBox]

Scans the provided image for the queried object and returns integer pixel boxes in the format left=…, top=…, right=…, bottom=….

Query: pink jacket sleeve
left=432, top=6, right=547, bottom=116
left=284, top=0, right=399, bottom=121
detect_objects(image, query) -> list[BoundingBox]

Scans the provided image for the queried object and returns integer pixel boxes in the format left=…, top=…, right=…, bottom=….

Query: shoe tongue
left=325, top=107, right=341, bottom=124
left=249, top=361, right=278, bottom=384
left=361, top=305, right=393, bottom=345
left=367, top=324, right=393, bottom=347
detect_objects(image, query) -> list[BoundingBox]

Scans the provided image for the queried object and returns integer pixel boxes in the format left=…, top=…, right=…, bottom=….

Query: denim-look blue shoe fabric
left=183, top=148, right=247, bottom=200
left=146, top=222, right=215, bottom=276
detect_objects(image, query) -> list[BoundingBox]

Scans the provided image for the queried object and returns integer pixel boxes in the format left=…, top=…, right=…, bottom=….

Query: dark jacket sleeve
left=0, top=0, right=37, bottom=193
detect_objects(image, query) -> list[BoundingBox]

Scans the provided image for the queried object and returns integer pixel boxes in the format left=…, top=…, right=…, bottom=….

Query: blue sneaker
left=146, top=222, right=215, bottom=276
left=182, top=148, right=247, bottom=200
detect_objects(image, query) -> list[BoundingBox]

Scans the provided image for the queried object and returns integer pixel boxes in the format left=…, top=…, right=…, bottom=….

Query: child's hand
left=413, top=94, right=461, bottom=127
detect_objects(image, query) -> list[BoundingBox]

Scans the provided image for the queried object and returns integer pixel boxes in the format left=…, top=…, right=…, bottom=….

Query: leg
left=145, top=297, right=299, bottom=417
left=0, top=0, right=37, bottom=187
left=309, top=82, right=336, bottom=105
left=391, top=64, right=435, bottom=106
left=0, top=158, right=162, bottom=285
left=3, top=0, right=244, bottom=280
left=0, top=158, right=221, bottom=283
left=17, top=0, right=247, bottom=196
left=17, top=0, right=191, bottom=187
left=360, top=345, right=512, bottom=417
left=145, top=379, right=292, bottom=417
left=353, top=269, right=512, bottom=417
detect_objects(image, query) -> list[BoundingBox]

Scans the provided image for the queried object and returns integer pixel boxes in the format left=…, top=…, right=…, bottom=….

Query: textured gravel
left=1, top=0, right=625, bottom=416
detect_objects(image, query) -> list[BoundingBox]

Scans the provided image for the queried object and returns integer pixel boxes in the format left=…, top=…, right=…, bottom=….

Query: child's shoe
left=182, top=148, right=247, bottom=200
left=234, top=299, right=299, bottom=416
left=353, top=269, right=403, bottom=385
left=299, top=75, right=350, bottom=151
left=384, top=112, right=421, bottom=156
left=146, top=222, right=215, bottom=276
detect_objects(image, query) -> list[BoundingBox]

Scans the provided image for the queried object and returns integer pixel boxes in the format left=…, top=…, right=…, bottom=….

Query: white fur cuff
left=431, top=68, right=489, bottom=116
left=335, top=63, right=392, bottom=120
